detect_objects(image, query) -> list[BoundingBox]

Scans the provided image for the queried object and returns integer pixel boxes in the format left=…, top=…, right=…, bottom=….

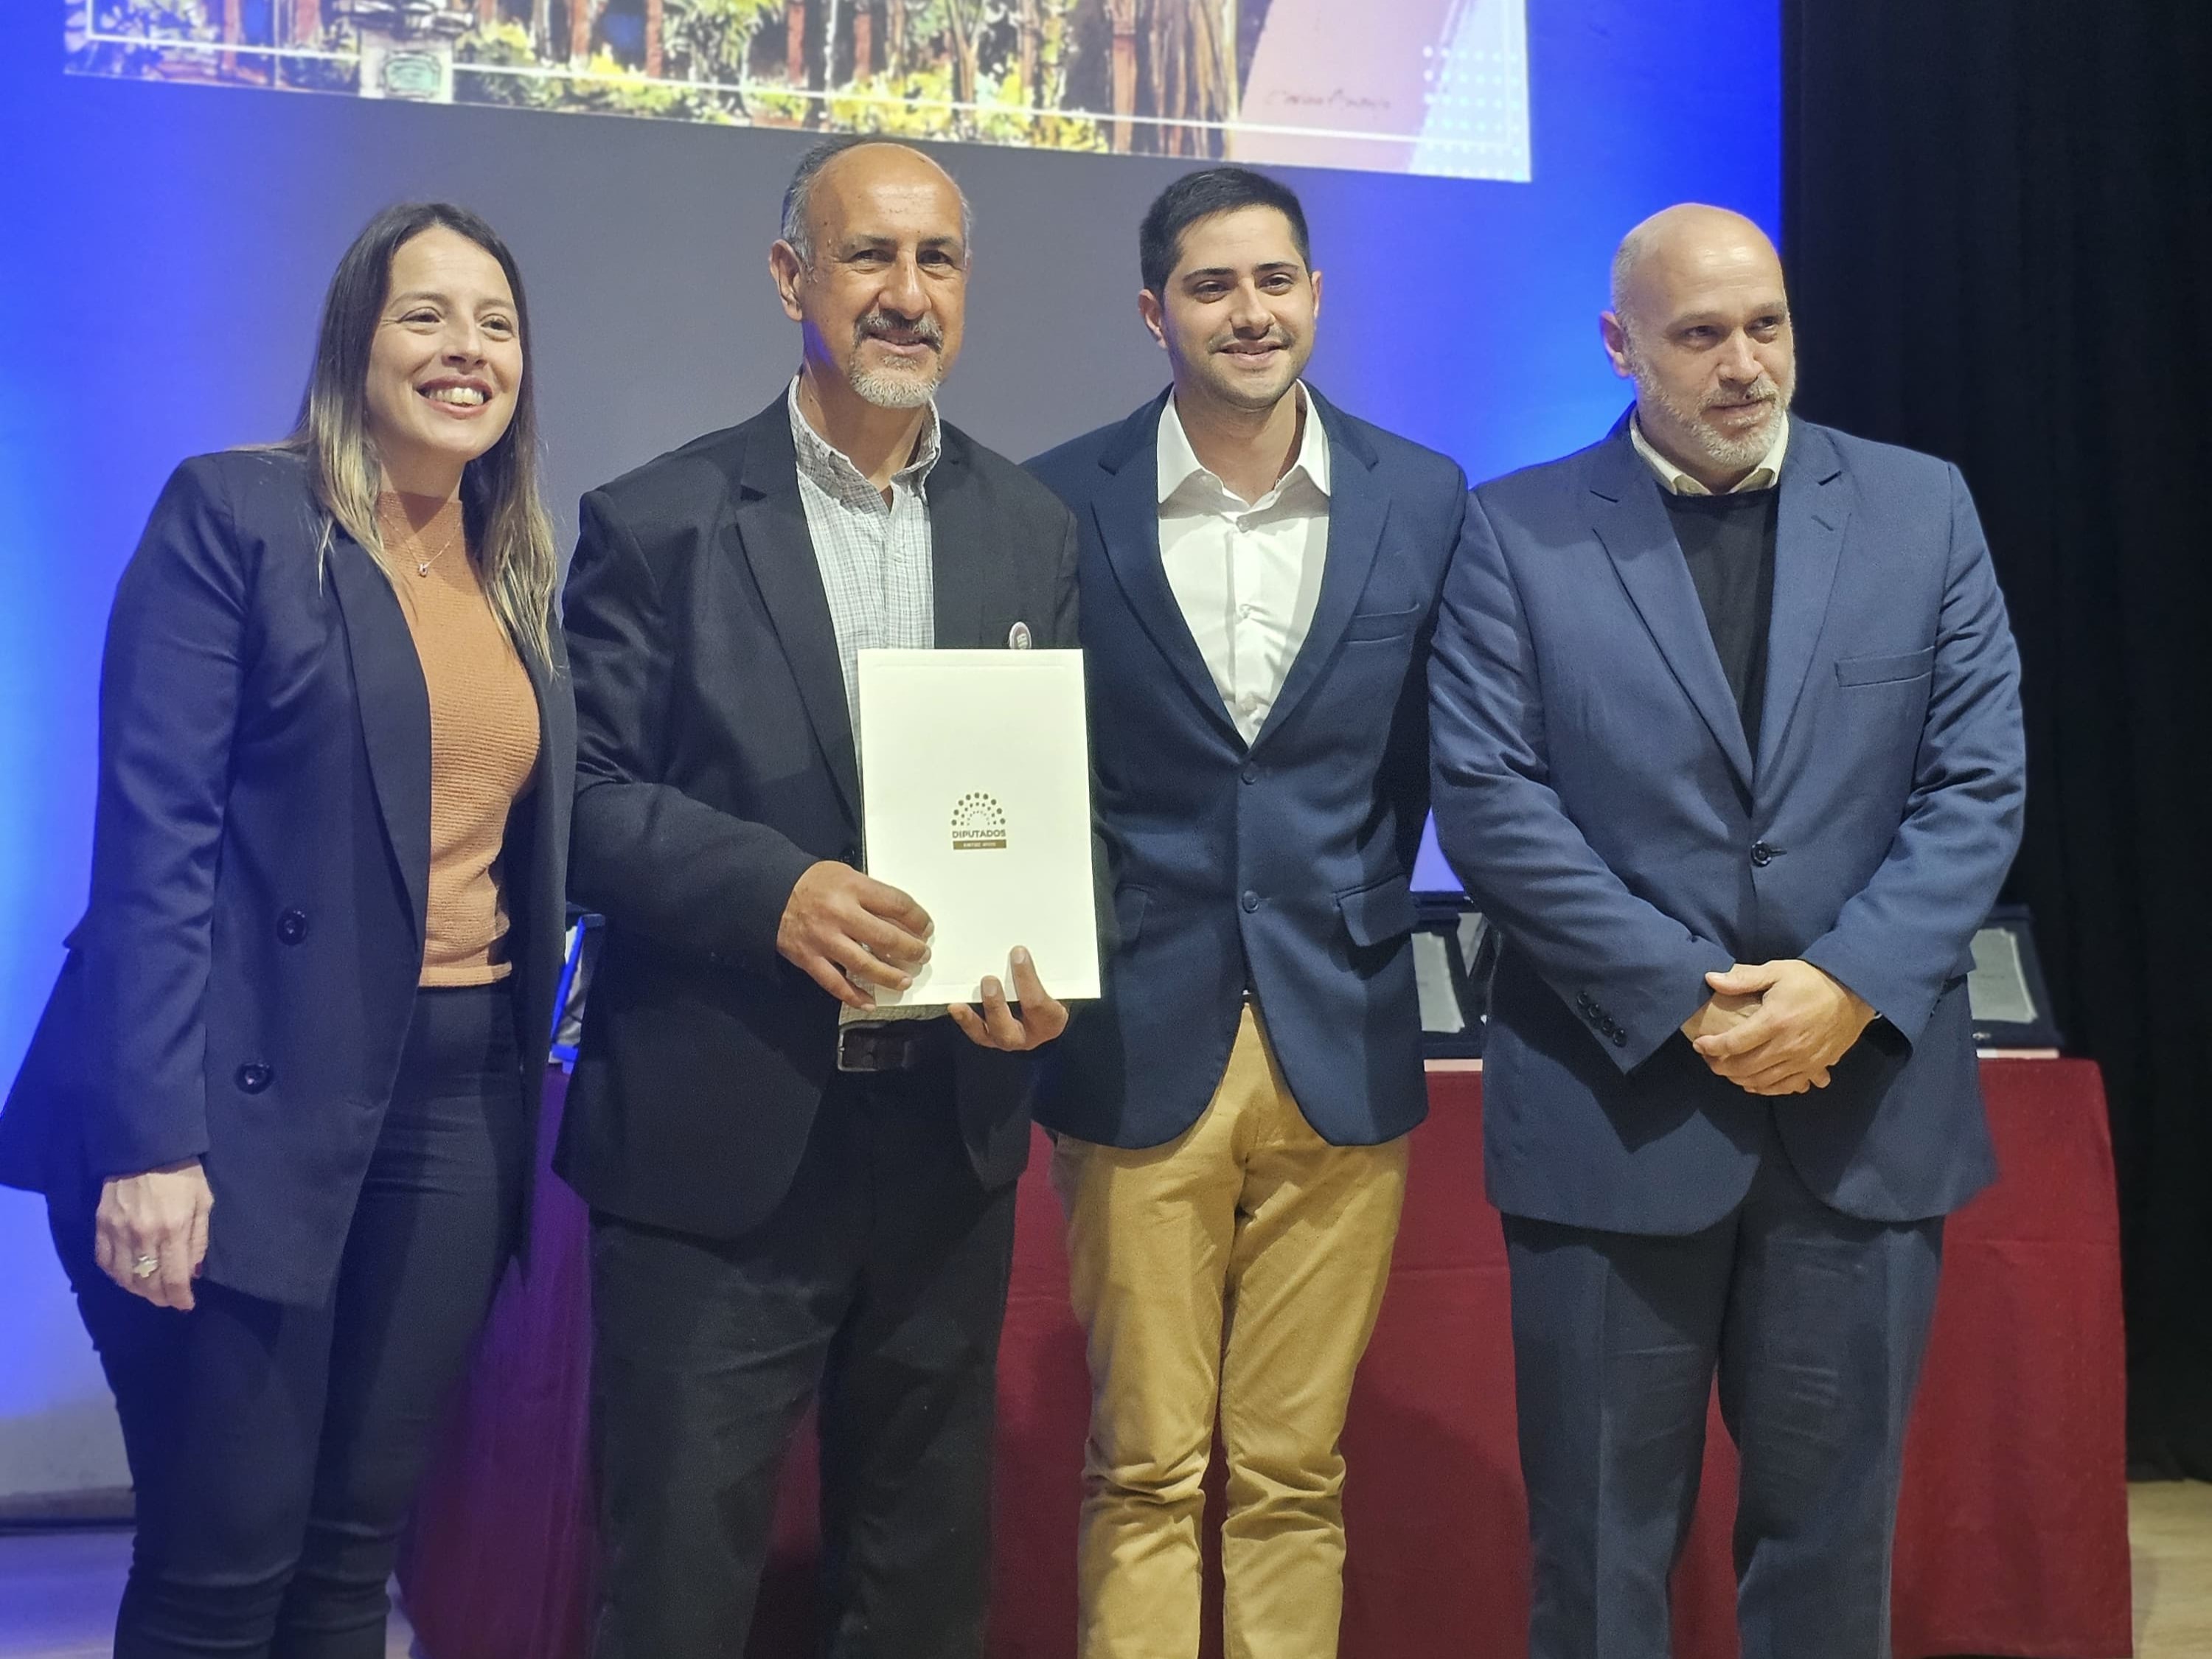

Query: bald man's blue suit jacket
left=1029, top=388, right=1467, bottom=1149
left=1429, top=417, right=2025, bottom=1234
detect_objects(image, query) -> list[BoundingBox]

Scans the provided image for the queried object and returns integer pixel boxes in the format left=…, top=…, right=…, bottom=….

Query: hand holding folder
left=852, top=647, right=1102, bottom=1040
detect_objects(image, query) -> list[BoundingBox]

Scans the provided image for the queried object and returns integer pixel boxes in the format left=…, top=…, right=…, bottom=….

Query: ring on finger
left=131, top=1253, right=160, bottom=1279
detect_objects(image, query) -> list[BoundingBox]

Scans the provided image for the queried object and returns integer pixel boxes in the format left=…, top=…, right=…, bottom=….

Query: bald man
left=560, top=136, right=1077, bottom=1658
left=1428, top=206, right=2025, bottom=1658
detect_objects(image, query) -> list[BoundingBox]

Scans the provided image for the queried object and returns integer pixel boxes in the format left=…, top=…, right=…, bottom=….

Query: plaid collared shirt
left=787, top=378, right=939, bottom=742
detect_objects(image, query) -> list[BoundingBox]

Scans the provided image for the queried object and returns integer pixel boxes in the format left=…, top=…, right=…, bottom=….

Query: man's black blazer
left=0, top=450, right=576, bottom=1307
left=557, top=394, right=1080, bottom=1239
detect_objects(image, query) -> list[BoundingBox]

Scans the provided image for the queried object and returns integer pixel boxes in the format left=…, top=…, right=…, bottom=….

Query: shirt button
left=1241, top=891, right=1261, bottom=913
left=1238, top=603, right=1255, bottom=619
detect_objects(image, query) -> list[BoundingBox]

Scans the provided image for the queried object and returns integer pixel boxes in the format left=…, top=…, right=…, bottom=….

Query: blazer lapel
left=1754, top=421, right=1849, bottom=783
left=1093, top=394, right=1241, bottom=744
left=926, top=433, right=1000, bottom=650
left=518, top=621, right=574, bottom=889
left=728, top=411, right=862, bottom=828
left=326, top=532, right=432, bottom=942
left=1587, top=431, right=1756, bottom=791
left=1255, top=392, right=1385, bottom=751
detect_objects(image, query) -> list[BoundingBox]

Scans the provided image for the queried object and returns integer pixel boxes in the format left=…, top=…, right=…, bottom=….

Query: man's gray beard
left=849, top=359, right=941, bottom=409
left=1625, top=346, right=1792, bottom=472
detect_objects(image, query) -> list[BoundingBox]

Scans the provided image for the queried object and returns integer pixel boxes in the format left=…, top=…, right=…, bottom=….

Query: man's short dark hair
left=1138, top=167, right=1311, bottom=296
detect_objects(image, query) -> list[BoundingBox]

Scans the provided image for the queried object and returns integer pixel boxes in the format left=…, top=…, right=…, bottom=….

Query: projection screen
left=70, top=0, right=1531, bottom=181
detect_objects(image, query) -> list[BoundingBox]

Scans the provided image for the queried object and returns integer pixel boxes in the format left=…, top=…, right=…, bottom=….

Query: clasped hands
left=1680, top=959, right=1876, bottom=1096
left=776, top=860, right=1068, bottom=1052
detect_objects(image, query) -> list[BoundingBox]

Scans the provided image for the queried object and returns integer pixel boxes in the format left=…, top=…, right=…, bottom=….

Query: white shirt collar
left=1630, top=410, right=1790, bottom=495
left=1157, top=382, right=1332, bottom=508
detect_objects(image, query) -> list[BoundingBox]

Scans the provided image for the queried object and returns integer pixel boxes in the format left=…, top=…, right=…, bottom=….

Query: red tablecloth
left=399, top=1061, right=2131, bottom=1659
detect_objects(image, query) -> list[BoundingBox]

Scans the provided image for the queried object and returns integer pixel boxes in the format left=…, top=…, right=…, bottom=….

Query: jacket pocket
left=1341, top=603, right=1426, bottom=644
left=1835, top=647, right=1936, bottom=687
left=1336, top=874, right=1418, bottom=947
left=1111, top=885, right=1151, bottom=951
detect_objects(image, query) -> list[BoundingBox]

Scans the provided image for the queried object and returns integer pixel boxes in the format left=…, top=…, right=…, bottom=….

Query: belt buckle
left=836, top=1022, right=919, bottom=1074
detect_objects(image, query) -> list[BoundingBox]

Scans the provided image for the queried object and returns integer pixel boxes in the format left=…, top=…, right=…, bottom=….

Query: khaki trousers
left=1049, top=1006, right=1409, bottom=1659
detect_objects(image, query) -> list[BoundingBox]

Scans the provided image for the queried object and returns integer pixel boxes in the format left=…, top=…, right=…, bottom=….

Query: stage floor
left=0, top=1484, right=2205, bottom=1659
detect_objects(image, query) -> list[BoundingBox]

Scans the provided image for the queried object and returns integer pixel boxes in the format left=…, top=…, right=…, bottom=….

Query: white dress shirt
left=1156, top=385, right=1332, bottom=745
left=1630, top=410, right=1791, bottom=495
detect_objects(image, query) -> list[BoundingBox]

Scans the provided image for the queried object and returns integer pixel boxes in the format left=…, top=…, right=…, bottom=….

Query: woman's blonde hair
left=281, top=201, right=558, bottom=669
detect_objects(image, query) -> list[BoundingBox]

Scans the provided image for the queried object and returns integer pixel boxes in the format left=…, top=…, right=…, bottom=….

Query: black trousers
left=588, top=1071, right=1020, bottom=1659
left=1503, top=1138, right=1945, bottom=1659
left=52, top=984, right=530, bottom=1659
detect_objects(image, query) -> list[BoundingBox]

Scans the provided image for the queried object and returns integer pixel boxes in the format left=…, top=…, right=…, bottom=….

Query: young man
left=559, top=137, right=1076, bottom=1659
left=1027, top=167, right=1470, bottom=1659
left=1428, top=204, right=2026, bottom=1658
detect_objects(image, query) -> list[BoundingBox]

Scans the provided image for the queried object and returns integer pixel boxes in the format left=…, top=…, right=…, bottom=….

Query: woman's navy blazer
left=0, top=449, right=575, bottom=1306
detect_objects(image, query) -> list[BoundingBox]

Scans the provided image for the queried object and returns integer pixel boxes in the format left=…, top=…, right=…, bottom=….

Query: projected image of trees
left=65, top=0, right=1531, bottom=180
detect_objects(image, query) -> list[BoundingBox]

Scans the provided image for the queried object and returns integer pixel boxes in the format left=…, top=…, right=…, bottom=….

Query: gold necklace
left=385, top=510, right=464, bottom=578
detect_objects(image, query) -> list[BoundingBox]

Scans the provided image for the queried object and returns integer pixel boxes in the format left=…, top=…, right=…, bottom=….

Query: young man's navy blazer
left=1027, top=387, right=1469, bottom=1150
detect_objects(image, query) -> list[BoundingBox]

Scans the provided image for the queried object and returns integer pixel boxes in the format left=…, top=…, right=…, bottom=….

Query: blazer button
left=1750, top=841, right=1776, bottom=868
left=839, top=846, right=862, bottom=868
left=1613, top=1031, right=1628, bottom=1047
left=1241, top=890, right=1261, bottom=914
left=276, top=908, right=308, bottom=945
left=236, top=1062, right=274, bottom=1094
left=1240, top=762, right=1260, bottom=785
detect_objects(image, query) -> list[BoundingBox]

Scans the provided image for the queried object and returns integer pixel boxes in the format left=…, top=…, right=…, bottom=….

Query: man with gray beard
left=1428, top=204, right=2026, bottom=1658
left=558, top=136, right=1078, bottom=1658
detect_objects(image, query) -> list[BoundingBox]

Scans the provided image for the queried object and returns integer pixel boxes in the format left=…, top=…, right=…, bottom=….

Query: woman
left=0, top=202, right=574, bottom=1658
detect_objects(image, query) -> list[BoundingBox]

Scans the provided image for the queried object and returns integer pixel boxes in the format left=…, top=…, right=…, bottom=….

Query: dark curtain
left=1781, top=0, right=2212, bottom=1475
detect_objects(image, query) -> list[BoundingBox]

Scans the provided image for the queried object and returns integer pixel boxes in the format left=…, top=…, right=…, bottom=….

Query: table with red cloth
left=397, top=1060, right=2131, bottom=1659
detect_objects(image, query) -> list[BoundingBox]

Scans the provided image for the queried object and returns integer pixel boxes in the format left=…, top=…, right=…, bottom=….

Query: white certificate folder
left=855, top=648, right=1101, bottom=1006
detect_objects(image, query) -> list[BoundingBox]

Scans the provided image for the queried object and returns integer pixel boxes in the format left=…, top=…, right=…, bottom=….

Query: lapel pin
left=1008, top=621, right=1032, bottom=650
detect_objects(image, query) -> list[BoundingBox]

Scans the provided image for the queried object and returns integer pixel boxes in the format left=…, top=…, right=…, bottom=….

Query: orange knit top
left=380, top=494, right=542, bottom=987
